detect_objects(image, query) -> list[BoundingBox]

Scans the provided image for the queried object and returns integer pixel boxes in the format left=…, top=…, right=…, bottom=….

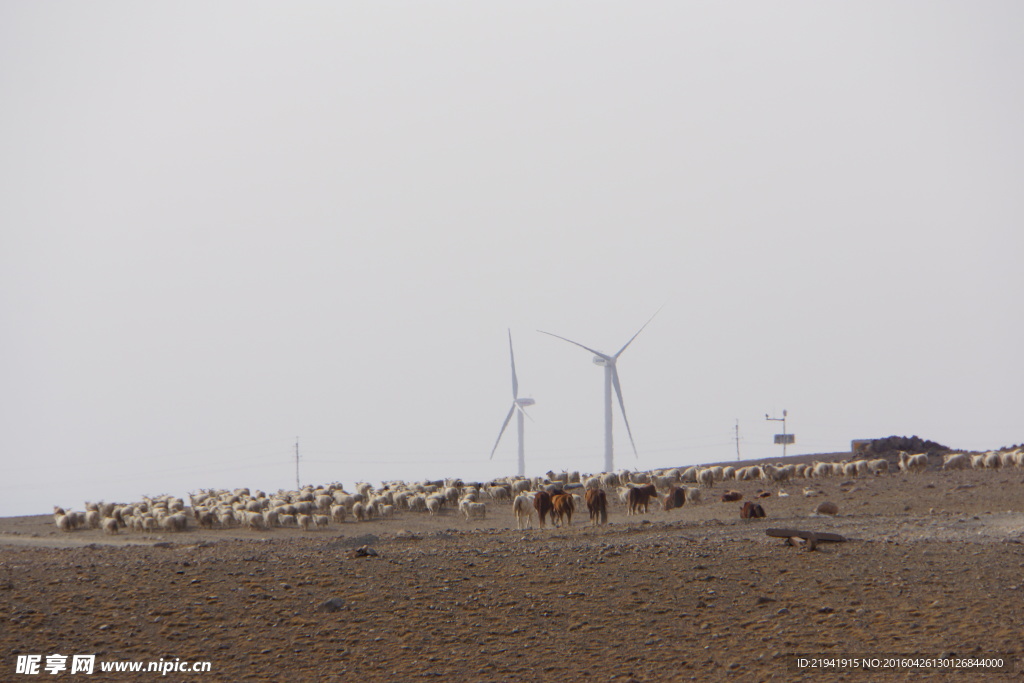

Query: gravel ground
left=2, top=466, right=1024, bottom=681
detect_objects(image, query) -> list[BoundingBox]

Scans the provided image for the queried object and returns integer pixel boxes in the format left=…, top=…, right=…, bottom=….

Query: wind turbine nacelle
left=517, top=398, right=536, bottom=407
left=592, top=356, right=609, bottom=366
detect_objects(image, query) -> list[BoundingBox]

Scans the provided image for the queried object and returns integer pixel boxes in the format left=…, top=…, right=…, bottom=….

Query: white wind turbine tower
left=490, top=330, right=535, bottom=477
left=539, top=311, right=659, bottom=473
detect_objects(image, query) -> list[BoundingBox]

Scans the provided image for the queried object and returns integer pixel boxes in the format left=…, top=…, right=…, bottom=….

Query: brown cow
left=585, top=489, right=607, bottom=526
left=720, top=490, right=743, bottom=502
left=551, top=493, right=575, bottom=527
left=533, top=490, right=553, bottom=528
left=663, top=486, right=686, bottom=511
left=626, top=484, right=657, bottom=515
left=740, top=501, right=766, bottom=519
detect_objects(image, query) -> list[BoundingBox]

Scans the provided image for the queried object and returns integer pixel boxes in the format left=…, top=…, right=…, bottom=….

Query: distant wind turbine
left=539, top=310, right=660, bottom=473
left=490, top=330, right=535, bottom=477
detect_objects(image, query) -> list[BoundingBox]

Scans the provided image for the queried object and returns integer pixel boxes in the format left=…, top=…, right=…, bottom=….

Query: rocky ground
left=2, top=465, right=1024, bottom=681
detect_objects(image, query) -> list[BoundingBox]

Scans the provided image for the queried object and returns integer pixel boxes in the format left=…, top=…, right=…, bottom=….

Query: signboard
left=774, top=434, right=795, bottom=445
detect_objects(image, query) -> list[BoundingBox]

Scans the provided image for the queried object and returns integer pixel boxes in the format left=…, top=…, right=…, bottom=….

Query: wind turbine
left=490, top=330, right=535, bottom=477
left=539, top=310, right=659, bottom=473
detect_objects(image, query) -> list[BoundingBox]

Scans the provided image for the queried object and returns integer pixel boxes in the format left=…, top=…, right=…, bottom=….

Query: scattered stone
left=815, top=502, right=839, bottom=516
left=327, top=534, right=380, bottom=550
left=349, top=545, right=379, bottom=559
left=316, top=597, right=346, bottom=613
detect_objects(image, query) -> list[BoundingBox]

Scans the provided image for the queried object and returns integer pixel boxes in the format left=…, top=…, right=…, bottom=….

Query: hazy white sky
left=2, top=2, right=1022, bottom=516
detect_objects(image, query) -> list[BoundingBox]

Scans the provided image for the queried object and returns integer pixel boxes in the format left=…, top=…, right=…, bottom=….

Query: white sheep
left=811, top=462, right=832, bottom=478
left=868, top=459, right=890, bottom=475
left=487, top=486, right=510, bottom=502
left=697, top=468, right=715, bottom=488
left=350, top=502, right=366, bottom=522
left=160, top=513, right=188, bottom=532
left=942, top=453, right=970, bottom=471
left=54, top=513, right=73, bottom=533
left=601, top=472, right=621, bottom=488
left=463, top=502, right=487, bottom=521
left=898, top=451, right=929, bottom=474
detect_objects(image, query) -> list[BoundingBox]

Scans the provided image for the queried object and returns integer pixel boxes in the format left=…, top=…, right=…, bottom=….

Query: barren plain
left=2, top=462, right=1023, bottom=682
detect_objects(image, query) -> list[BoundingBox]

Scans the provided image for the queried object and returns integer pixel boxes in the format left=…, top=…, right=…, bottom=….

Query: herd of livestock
left=52, top=448, right=1024, bottom=536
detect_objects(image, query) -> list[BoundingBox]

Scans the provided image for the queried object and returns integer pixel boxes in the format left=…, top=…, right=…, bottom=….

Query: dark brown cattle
left=585, top=489, right=607, bottom=526
left=627, top=484, right=657, bottom=515
left=663, top=486, right=686, bottom=511
left=533, top=490, right=553, bottom=528
left=740, top=501, right=766, bottom=519
left=721, top=490, right=743, bottom=502
left=551, top=493, right=575, bottom=527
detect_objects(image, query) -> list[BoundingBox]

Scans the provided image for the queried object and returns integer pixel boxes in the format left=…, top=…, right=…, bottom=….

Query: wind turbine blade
left=515, top=402, right=535, bottom=423
left=490, top=404, right=517, bottom=459
left=508, top=330, right=519, bottom=399
left=614, top=307, right=662, bottom=358
left=537, top=330, right=611, bottom=361
left=611, top=367, right=639, bottom=458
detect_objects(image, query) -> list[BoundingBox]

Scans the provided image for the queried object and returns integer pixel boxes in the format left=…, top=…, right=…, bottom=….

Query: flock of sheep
left=51, top=448, right=1024, bottom=536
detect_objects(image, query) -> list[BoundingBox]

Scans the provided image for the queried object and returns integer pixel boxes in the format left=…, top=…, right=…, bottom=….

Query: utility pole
left=295, top=437, right=301, bottom=490
left=765, top=410, right=794, bottom=458
left=734, top=419, right=741, bottom=461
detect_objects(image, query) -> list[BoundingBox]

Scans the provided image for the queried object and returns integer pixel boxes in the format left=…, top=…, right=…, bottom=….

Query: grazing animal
left=942, top=453, right=970, bottom=471
left=720, top=490, right=743, bottom=502
left=513, top=494, right=536, bottom=530
left=697, top=468, right=715, bottom=488
left=663, top=486, right=686, bottom=512
left=626, top=484, right=657, bottom=515
left=533, top=490, right=554, bottom=529
left=740, top=502, right=766, bottom=519
left=585, top=489, right=608, bottom=525
left=868, top=458, right=890, bottom=475
left=551, top=493, right=575, bottom=527
left=898, top=451, right=929, bottom=474
left=463, top=502, right=487, bottom=521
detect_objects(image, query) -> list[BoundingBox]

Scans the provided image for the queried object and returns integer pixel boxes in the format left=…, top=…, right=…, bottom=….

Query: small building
left=851, top=439, right=873, bottom=456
